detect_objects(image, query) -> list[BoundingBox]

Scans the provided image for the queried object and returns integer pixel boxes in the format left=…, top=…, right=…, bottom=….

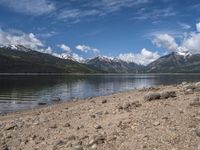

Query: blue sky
left=0, top=0, right=200, bottom=64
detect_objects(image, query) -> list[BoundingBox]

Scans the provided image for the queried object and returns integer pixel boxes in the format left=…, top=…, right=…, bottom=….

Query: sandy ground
left=0, top=82, right=200, bottom=150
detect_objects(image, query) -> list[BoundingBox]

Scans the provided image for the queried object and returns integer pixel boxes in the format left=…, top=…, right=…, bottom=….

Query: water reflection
left=0, top=74, right=200, bottom=113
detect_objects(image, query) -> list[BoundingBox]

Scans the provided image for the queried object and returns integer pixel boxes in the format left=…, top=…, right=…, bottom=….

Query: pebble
left=95, top=125, right=102, bottom=129
left=102, top=99, right=107, bottom=104
left=153, top=121, right=160, bottom=126
left=51, top=97, right=61, bottom=102
left=49, top=124, right=57, bottom=129
left=73, top=145, right=83, bottom=150
left=195, top=130, right=200, bottom=137
left=5, top=122, right=17, bottom=130
left=184, top=89, right=194, bottom=95
left=63, top=123, right=71, bottom=127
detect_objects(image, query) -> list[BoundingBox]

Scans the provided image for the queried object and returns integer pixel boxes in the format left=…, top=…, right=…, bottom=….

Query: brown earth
left=0, top=82, right=200, bottom=150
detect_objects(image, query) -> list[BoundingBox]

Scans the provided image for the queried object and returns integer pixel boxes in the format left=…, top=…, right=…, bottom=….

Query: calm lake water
left=0, top=74, right=200, bottom=113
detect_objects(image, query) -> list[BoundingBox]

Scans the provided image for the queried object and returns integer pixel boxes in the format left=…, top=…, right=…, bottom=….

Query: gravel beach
left=0, top=82, right=200, bottom=150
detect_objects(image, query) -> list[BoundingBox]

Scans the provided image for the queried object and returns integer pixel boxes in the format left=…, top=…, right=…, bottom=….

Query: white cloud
left=152, top=22, right=200, bottom=55
left=196, top=22, right=200, bottom=32
left=76, top=45, right=100, bottom=53
left=0, top=29, right=44, bottom=51
left=180, top=23, right=191, bottom=30
left=0, top=0, right=55, bottom=16
left=71, top=53, right=85, bottom=63
left=153, top=34, right=178, bottom=52
left=182, top=33, right=200, bottom=54
left=132, top=6, right=176, bottom=21
left=118, top=48, right=160, bottom=65
left=56, top=0, right=150, bottom=22
left=58, top=44, right=71, bottom=53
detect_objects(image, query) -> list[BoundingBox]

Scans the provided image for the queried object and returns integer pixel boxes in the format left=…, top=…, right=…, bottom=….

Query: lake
left=0, top=74, right=200, bottom=113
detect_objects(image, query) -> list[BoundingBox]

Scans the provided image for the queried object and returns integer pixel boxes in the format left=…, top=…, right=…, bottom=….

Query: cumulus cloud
left=153, top=34, right=178, bottom=52
left=71, top=53, right=85, bottom=63
left=196, top=22, right=200, bottom=32
left=182, top=33, right=200, bottom=54
left=58, top=44, right=71, bottom=53
left=152, top=22, right=200, bottom=55
left=76, top=44, right=100, bottom=53
left=0, top=0, right=55, bottom=16
left=118, top=48, right=160, bottom=65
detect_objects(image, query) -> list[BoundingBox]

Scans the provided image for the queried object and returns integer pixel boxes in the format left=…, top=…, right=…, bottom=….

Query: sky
left=0, top=0, right=200, bottom=65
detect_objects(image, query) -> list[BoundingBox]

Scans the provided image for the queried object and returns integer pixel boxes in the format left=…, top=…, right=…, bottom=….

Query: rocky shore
left=1, top=82, right=200, bottom=150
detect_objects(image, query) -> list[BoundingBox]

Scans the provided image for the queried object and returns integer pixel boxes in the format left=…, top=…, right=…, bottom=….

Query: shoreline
left=1, top=82, right=200, bottom=149
left=1, top=73, right=200, bottom=76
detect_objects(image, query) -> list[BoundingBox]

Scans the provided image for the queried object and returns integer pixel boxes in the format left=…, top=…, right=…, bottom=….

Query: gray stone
left=5, top=122, right=17, bottom=130
left=74, top=145, right=83, bottom=150
left=52, top=97, right=61, bottom=102
left=190, top=101, right=200, bottom=107
left=153, top=121, right=160, bottom=126
left=89, top=135, right=105, bottom=146
left=161, top=91, right=176, bottom=99
left=102, top=99, right=107, bottom=104
left=144, top=93, right=161, bottom=101
left=195, top=130, right=200, bottom=137
left=38, top=102, right=47, bottom=105
left=184, top=89, right=194, bottom=95
left=95, top=125, right=102, bottom=129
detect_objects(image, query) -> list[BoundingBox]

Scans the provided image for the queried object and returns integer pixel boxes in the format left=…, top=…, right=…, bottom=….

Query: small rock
left=184, top=89, right=194, bottom=95
left=144, top=93, right=161, bottom=101
left=95, top=125, right=102, bottom=129
left=102, top=99, right=107, bottom=104
left=52, top=97, right=61, bottom=102
left=190, top=98, right=200, bottom=107
left=89, top=135, right=105, bottom=146
left=38, top=102, right=47, bottom=105
left=90, top=114, right=96, bottom=118
left=160, top=91, right=176, bottom=99
left=195, top=82, right=200, bottom=87
left=195, top=130, right=200, bottom=137
left=0, top=144, right=9, bottom=150
left=131, top=101, right=142, bottom=107
left=68, top=135, right=76, bottom=141
left=183, top=84, right=195, bottom=90
left=73, top=145, right=83, bottom=150
left=64, top=123, right=71, bottom=127
left=5, top=122, right=17, bottom=130
left=49, top=124, right=57, bottom=129
left=91, top=144, right=98, bottom=149
left=104, top=111, right=109, bottom=115
left=123, top=103, right=131, bottom=109
left=54, top=140, right=65, bottom=146
left=182, top=82, right=187, bottom=85
left=153, top=121, right=160, bottom=126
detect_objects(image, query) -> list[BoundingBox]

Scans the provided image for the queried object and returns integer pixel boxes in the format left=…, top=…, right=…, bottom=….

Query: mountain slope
left=146, top=52, right=200, bottom=73
left=86, top=56, right=143, bottom=73
left=0, top=46, right=95, bottom=73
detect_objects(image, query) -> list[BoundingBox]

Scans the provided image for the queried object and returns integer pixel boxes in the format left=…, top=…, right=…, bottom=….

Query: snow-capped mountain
left=146, top=52, right=200, bottom=73
left=86, top=56, right=143, bottom=73
left=1, top=44, right=33, bottom=52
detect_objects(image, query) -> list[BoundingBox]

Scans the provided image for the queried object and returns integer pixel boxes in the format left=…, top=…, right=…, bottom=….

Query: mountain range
left=1, top=45, right=200, bottom=73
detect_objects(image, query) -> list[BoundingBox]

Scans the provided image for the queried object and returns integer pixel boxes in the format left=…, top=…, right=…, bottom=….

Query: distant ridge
left=1, top=45, right=200, bottom=73
left=0, top=46, right=95, bottom=73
